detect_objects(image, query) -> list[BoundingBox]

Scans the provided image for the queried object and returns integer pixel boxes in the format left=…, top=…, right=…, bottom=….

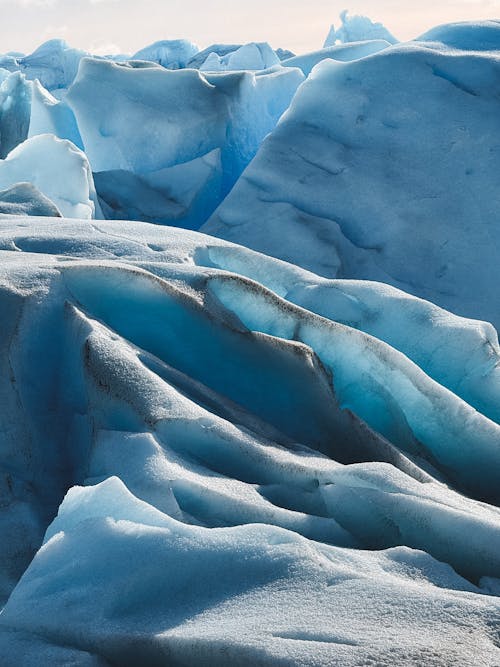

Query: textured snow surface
left=204, top=37, right=500, bottom=329
left=0, top=219, right=499, bottom=665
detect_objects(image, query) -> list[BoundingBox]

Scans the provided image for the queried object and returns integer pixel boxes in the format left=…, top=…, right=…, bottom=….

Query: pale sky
left=1, top=0, right=500, bottom=56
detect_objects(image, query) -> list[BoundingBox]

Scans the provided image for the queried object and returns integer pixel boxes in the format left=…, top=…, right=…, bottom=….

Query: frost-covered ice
left=0, top=183, right=61, bottom=217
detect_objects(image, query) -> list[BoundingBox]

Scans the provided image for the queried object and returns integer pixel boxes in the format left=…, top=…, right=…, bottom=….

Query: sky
left=1, top=0, right=500, bottom=56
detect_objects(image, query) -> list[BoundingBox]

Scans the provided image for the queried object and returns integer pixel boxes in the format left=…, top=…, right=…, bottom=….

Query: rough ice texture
left=204, top=39, right=500, bottom=329
left=0, top=219, right=499, bottom=665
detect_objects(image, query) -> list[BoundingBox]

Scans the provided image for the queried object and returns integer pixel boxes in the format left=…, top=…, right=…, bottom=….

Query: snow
left=0, top=135, right=100, bottom=219
left=0, top=476, right=498, bottom=666
left=204, top=40, right=500, bottom=329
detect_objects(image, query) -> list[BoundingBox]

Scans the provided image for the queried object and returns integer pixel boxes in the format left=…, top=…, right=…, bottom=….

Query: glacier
left=0, top=15, right=500, bottom=667
left=0, top=218, right=499, bottom=665
left=204, top=33, right=500, bottom=329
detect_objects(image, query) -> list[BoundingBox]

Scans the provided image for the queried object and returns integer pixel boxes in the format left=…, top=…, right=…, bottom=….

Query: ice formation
left=0, top=220, right=499, bottom=664
left=0, top=134, right=99, bottom=219
left=67, top=57, right=303, bottom=223
left=18, top=39, right=88, bottom=91
left=282, top=40, right=390, bottom=76
left=132, top=40, right=199, bottom=69
left=199, top=42, right=280, bottom=71
left=324, top=10, right=398, bottom=46
left=0, top=71, right=31, bottom=158
left=0, top=18, right=499, bottom=667
left=205, top=37, right=500, bottom=328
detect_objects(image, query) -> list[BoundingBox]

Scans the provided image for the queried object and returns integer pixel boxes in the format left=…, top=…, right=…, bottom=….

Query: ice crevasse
left=0, top=219, right=499, bottom=665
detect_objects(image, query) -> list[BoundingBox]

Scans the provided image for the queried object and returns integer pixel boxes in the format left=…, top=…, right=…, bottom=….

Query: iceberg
left=0, top=19, right=499, bottom=667
left=0, top=217, right=498, bottom=663
left=186, top=43, right=243, bottom=69
left=417, top=19, right=500, bottom=50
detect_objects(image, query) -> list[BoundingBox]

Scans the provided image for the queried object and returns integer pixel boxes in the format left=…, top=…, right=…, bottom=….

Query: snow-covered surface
left=0, top=183, right=61, bottom=217
left=205, top=39, right=500, bottom=329
left=0, top=220, right=499, bottom=667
